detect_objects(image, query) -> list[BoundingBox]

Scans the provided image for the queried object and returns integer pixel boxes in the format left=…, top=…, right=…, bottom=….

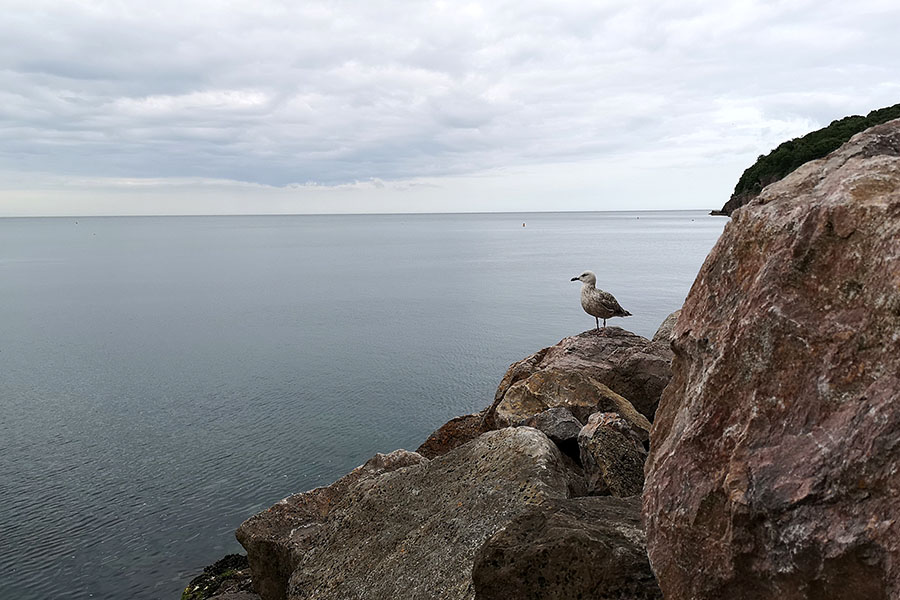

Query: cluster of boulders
left=215, top=323, right=676, bottom=600
left=185, top=118, right=900, bottom=600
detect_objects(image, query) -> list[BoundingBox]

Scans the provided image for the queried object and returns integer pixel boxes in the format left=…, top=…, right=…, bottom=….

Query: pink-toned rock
left=236, top=450, right=427, bottom=600
left=486, top=328, right=672, bottom=424
left=643, top=119, right=900, bottom=599
left=416, top=410, right=489, bottom=459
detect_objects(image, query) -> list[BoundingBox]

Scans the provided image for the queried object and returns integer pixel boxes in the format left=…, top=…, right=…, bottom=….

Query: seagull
left=571, top=271, right=632, bottom=330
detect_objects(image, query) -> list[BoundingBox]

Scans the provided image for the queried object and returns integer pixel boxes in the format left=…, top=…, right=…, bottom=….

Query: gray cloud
left=1, top=0, right=899, bottom=210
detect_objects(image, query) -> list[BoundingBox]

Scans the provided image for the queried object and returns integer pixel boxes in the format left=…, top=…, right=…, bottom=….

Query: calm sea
left=0, top=211, right=724, bottom=599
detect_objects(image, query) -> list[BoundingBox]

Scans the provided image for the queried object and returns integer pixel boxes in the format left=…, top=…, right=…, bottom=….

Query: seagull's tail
left=620, top=309, right=632, bottom=317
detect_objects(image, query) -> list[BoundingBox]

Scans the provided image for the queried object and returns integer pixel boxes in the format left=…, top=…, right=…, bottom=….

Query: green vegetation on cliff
left=716, top=102, right=900, bottom=215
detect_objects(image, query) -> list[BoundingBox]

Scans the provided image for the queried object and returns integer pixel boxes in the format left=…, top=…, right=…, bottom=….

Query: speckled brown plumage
left=571, top=271, right=631, bottom=329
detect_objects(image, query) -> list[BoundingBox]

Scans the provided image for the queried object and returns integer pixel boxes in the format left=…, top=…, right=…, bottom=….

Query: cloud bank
left=2, top=0, right=899, bottom=215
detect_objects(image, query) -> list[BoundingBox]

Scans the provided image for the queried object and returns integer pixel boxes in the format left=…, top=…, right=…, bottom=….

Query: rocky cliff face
left=644, top=119, right=900, bottom=598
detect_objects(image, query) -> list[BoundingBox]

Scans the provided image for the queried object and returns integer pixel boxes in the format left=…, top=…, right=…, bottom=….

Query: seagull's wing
left=597, top=289, right=631, bottom=317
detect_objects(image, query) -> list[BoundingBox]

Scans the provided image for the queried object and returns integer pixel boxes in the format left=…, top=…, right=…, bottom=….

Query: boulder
left=236, top=450, right=427, bottom=600
left=472, top=496, right=661, bottom=600
left=416, top=410, right=488, bottom=459
left=487, top=328, right=672, bottom=423
left=182, top=554, right=257, bottom=600
left=489, top=367, right=652, bottom=436
left=287, top=428, right=580, bottom=600
left=651, top=309, right=681, bottom=343
left=522, top=407, right=582, bottom=460
left=578, top=412, right=647, bottom=497
left=644, top=119, right=900, bottom=599
left=241, top=428, right=581, bottom=600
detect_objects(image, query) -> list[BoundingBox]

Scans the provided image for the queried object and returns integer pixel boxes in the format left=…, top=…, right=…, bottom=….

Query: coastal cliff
left=185, top=118, right=900, bottom=599
left=713, top=102, right=900, bottom=216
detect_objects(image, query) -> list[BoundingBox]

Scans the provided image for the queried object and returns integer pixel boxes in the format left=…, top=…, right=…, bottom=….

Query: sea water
left=0, top=211, right=725, bottom=599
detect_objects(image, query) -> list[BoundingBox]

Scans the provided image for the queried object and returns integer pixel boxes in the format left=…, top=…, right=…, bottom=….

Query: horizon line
left=0, top=207, right=725, bottom=219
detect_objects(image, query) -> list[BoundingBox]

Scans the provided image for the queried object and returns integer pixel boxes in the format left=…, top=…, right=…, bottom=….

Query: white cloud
left=1, top=0, right=899, bottom=215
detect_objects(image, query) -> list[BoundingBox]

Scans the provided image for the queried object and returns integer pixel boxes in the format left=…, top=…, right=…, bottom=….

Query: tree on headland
left=714, top=102, right=900, bottom=215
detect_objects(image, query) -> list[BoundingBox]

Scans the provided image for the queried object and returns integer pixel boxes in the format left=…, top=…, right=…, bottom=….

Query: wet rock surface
left=487, top=327, right=672, bottom=423
left=181, top=554, right=257, bottom=600
left=644, top=119, right=900, bottom=599
left=472, top=496, right=661, bottom=600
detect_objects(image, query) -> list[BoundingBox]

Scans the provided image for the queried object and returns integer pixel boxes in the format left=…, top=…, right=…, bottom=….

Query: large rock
left=236, top=450, right=427, bottom=600
left=523, top=407, right=583, bottom=460
left=578, top=412, right=647, bottom=497
left=242, top=428, right=581, bottom=600
left=651, top=309, right=680, bottom=343
left=644, top=119, right=900, bottom=599
left=487, top=328, right=672, bottom=423
left=416, top=410, right=488, bottom=459
left=182, top=554, right=258, bottom=600
left=472, top=496, right=661, bottom=600
left=490, top=367, right=651, bottom=437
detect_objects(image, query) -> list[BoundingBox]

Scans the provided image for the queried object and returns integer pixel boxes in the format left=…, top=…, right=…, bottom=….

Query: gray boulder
left=286, top=428, right=580, bottom=600
left=236, top=450, right=427, bottom=600
left=651, top=309, right=681, bottom=343
left=522, top=407, right=583, bottom=461
left=472, top=496, right=661, bottom=599
left=239, top=428, right=582, bottom=600
left=579, top=412, right=647, bottom=497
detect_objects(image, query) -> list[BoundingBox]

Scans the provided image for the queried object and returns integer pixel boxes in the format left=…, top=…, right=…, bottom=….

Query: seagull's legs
left=603, top=318, right=607, bottom=327
left=595, top=316, right=599, bottom=330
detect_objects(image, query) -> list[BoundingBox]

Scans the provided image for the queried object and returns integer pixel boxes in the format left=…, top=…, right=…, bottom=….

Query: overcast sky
left=1, top=0, right=899, bottom=216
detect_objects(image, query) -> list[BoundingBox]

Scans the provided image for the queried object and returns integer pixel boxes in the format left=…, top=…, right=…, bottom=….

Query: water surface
left=0, top=211, right=725, bottom=599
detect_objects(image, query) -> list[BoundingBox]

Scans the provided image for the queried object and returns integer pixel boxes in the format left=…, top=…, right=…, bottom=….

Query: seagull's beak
left=570, top=276, right=579, bottom=281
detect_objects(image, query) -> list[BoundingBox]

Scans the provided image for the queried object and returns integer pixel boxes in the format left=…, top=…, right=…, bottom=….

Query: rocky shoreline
left=183, top=119, right=900, bottom=599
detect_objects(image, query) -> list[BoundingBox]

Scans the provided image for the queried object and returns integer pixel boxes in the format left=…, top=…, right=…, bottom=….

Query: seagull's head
left=571, top=271, right=596, bottom=286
